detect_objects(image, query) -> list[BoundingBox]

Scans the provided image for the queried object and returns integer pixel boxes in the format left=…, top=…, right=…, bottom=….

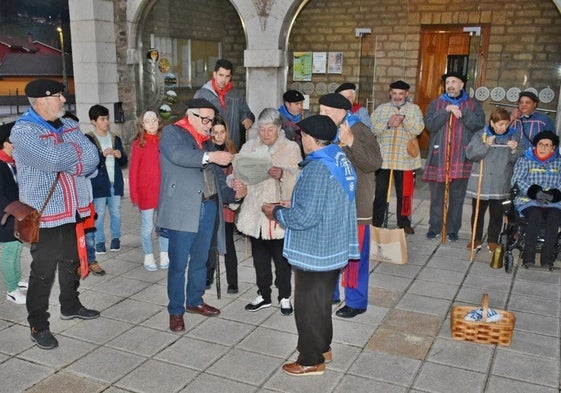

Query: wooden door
left=416, top=25, right=489, bottom=152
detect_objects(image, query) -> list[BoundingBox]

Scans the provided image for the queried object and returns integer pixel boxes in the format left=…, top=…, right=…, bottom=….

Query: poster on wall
left=328, top=52, right=343, bottom=74
left=312, top=52, right=327, bottom=74
left=293, top=52, right=313, bottom=81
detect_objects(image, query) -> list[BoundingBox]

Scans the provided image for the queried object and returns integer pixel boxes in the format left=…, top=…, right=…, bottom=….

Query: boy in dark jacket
left=86, top=105, right=128, bottom=254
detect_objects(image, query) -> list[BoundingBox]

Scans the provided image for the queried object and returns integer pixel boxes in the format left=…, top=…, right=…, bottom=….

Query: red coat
left=129, top=133, right=161, bottom=210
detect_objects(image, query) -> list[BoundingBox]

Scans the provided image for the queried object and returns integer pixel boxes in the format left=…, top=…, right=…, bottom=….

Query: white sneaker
left=245, top=295, right=272, bottom=311
left=279, top=298, right=293, bottom=316
left=7, top=288, right=26, bottom=304
left=143, top=254, right=158, bottom=271
left=18, top=279, right=28, bottom=290
left=160, top=251, right=169, bottom=269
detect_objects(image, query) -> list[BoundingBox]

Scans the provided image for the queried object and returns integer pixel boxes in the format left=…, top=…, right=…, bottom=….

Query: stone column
left=234, top=0, right=305, bottom=117
left=69, top=0, right=121, bottom=135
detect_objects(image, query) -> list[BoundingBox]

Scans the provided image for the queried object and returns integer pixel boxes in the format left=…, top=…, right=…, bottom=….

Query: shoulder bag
left=1, top=173, right=60, bottom=243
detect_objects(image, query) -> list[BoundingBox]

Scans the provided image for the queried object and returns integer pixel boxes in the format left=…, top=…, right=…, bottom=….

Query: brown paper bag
left=370, top=226, right=408, bottom=264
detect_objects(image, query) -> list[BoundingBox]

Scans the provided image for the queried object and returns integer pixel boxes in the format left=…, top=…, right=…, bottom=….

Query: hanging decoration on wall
left=144, top=48, right=165, bottom=111
left=327, top=52, right=343, bottom=74
left=293, top=52, right=312, bottom=81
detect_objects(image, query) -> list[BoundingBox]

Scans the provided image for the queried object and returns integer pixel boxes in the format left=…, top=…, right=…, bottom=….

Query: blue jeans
left=93, top=185, right=121, bottom=244
left=167, top=200, right=217, bottom=315
left=85, top=231, right=96, bottom=264
left=140, top=208, right=169, bottom=255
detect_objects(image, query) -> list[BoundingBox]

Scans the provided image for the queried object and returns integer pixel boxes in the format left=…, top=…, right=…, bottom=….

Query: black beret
left=518, top=91, right=539, bottom=103
left=185, top=98, right=218, bottom=113
left=319, top=93, right=352, bottom=110
left=25, top=78, right=65, bottom=98
left=533, top=130, right=559, bottom=147
left=389, top=80, right=410, bottom=90
left=335, top=82, right=356, bottom=93
left=283, top=90, right=305, bottom=103
left=441, top=71, right=467, bottom=83
left=297, top=115, right=337, bottom=142
left=0, top=122, right=14, bottom=145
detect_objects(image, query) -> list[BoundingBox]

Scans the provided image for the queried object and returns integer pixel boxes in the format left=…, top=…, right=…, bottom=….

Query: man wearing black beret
left=278, top=89, right=310, bottom=144
left=511, top=91, right=555, bottom=150
left=262, top=115, right=359, bottom=376
left=423, top=72, right=485, bottom=241
left=371, top=80, right=424, bottom=234
left=335, top=82, right=373, bottom=130
left=11, top=78, right=100, bottom=349
left=319, top=93, right=382, bottom=319
left=157, top=97, right=247, bottom=332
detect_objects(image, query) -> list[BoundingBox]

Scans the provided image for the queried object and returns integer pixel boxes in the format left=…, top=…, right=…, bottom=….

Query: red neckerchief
left=0, top=150, right=14, bottom=164
left=350, top=102, right=361, bottom=114
left=534, top=149, right=554, bottom=162
left=174, top=117, right=210, bottom=149
left=211, top=79, right=233, bottom=108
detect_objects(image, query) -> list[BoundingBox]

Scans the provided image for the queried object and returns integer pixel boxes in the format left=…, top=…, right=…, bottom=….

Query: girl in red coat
left=129, top=111, right=169, bottom=271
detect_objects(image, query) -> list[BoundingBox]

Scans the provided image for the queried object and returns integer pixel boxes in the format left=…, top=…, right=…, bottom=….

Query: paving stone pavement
left=0, top=170, right=560, bottom=393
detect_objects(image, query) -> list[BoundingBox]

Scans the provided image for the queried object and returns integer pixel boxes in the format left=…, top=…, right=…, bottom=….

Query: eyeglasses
left=46, top=93, right=64, bottom=98
left=192, top=113, right=215, bottom=125
left=144, top=118, right=159, bottom=124
left=537, top=142, right=553, bottom=148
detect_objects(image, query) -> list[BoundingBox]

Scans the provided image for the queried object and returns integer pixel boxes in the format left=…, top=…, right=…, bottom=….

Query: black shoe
left=227, top=284, right=238, bottom=294
left=60, top=306, right=100, bottom=320
left=336, top=305, right=366, bottom=318
left=402, top=226, right=415, bottom=235
left=523, top=261, right=535, bottom=268
left=206, top=279, right=212, bottom=290
left=31, top=328, right=59, bottom=350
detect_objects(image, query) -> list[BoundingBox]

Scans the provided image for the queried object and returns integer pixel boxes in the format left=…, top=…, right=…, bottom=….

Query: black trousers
left=522, top=206, right=561, bottom=265
left=294, top=268, right=339, bottom=366
left=373, top=168, right=411, bottom=228
left=250, top=236, right=291, bottom=302
left=470, top=198, right=505, bottom=244
left=26, top=223, right=83, bottom=331
left=206, top=222, right=238, bottom=286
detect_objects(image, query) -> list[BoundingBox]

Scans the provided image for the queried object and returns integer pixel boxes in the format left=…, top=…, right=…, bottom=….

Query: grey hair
left=28, top=97, right=38, bottom=108
left=257, top=108, right=282, bottom=128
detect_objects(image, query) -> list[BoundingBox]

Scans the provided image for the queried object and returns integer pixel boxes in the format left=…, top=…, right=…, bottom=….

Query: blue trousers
left=166, top=200, right=217, bottom=315
left=334, top=224, right=370, bottom=309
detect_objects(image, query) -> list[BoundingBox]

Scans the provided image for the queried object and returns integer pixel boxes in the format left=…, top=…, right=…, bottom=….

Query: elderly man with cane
left=423, top=72, right=485, bottom=242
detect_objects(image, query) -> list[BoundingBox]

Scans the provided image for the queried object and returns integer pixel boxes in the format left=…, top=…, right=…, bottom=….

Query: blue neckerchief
left=333, top=112, right=360, bottom=143
left=484, top=125, right=516, bottom=144
left=440, top=90, right=468, bottom=106
left=305, top=143, right=356, bottom=200
left=16, top=107, right=65, bottom=134
left=524, top=147, right=560, bottom=169
left=278, top=105, right=302, bottom=123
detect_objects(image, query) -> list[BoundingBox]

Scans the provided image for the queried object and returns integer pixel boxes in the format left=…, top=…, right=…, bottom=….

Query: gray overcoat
left=156, top=123, right=236, bottom=254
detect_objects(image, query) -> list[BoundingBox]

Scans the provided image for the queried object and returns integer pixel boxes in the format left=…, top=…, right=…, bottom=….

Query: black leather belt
left=202, top=194, right=217, bottom=202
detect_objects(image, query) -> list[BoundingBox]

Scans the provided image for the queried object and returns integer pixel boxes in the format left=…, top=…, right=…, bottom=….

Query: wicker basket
left=450, top=293, right=516, bottom=346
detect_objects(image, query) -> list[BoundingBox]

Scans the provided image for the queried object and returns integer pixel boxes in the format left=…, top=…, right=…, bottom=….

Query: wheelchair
left=492, top=185, right=561, bottom=273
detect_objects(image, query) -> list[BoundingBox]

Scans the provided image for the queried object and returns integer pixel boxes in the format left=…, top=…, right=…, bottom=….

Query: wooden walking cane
left=441, top=114, right=454, bottom=244
left=384, top=125, right=400, bottom=227
left=215, top=250, right=221, bottom=299
left=470, top=158, right=484, bottom=262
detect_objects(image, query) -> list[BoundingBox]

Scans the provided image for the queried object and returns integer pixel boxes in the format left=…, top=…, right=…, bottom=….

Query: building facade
left=69, top=0, right=561, bottom=143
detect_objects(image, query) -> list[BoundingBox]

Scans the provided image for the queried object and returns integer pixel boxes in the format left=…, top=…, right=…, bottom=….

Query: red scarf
left=534, top=149, right=554, bottom=162
left=174, top=117, right=210, bottom=149
left=211, top=79, right=233, bottom=108
left=350, top=102, right=361, bottom=114
left=401, top=170, right=415, bottom=216
left=0, top=150, right=14, bottom=164
left=342, top=225, right=365, bottom=289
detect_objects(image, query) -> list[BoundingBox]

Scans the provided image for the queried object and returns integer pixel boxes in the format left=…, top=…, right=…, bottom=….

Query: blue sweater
left=276, top=159, right=359, bottom=271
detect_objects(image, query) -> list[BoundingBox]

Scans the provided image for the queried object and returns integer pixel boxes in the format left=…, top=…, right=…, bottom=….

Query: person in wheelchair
left=511, top=130, right=561, bottom=268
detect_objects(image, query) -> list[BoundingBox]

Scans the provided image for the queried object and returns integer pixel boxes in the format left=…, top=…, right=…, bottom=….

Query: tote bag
left=370, top=226, right=408, bottom=264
